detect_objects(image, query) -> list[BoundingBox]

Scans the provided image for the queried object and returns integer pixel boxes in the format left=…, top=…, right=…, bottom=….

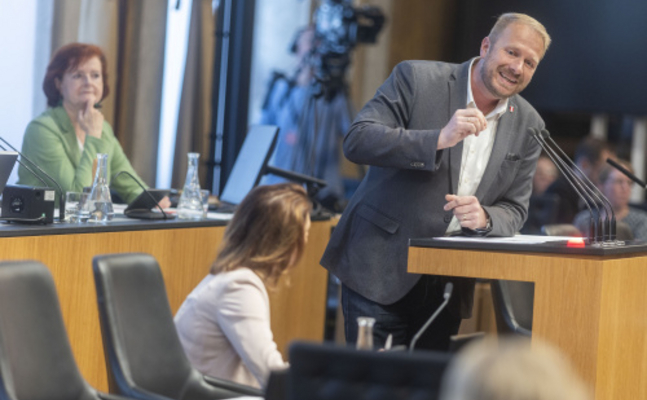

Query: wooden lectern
left=408, top=237, right=647, bottom=400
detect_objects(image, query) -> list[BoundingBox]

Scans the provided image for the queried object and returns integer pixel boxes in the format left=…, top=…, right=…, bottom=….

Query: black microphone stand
left=543, top=130, right=617, bottom=243
left=409, top=282, right=453, bottom=353
left=112, top=171, right=171, bottom=219
left=529, top=129, right=603, bottom=244
left=607, top=158, right=647, bottom=189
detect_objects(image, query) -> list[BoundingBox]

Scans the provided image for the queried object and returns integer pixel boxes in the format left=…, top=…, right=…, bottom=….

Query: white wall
left=156, top=0, right=193, bottom=188
left=0, top=0, right=41, bottom=184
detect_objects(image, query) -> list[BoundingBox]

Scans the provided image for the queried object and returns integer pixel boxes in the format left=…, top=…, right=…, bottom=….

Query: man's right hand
left=437, top=108, right=487, bottom=149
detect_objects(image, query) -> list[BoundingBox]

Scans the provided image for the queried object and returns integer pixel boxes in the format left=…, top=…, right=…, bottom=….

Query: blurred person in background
left=18, top=42, right=169, bottom=208
left=521, top=154, right=560, bottom=234
left=532, top=155, right=558, bottom=195
left=260, top=26, right=353, bottom=211
left=439, top=336, right=591, bottom=400
left=174, top=183, right=312, bottom=388
left=573, top=159, right=647, bottom=240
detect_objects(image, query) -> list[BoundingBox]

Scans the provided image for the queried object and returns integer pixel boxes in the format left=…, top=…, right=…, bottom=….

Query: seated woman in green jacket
left=18, top=42, right=170, bottom=208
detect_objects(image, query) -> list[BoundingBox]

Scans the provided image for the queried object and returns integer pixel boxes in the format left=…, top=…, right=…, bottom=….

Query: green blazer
left=17, top=106, right=146, bottom=205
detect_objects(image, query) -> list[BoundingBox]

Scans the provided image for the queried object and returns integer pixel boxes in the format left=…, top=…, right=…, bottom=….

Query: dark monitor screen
left=219, top=125, right=279, bottom=205
left=0, top=152, right=18, bottom=195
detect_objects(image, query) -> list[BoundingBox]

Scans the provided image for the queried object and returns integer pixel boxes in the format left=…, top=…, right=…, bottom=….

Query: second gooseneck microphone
left=112, top=171, right=170, bottom=219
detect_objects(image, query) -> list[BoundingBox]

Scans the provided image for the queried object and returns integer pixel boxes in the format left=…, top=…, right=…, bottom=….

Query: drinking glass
left=201, top=189, right=210, bottom=218
left=65, top=192, right=90, bottom=223
left=356, top=316, right=376, bottom=350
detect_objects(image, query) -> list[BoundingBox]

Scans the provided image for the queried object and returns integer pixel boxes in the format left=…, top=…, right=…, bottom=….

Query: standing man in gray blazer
left=321, top=13, right=551, bottom=351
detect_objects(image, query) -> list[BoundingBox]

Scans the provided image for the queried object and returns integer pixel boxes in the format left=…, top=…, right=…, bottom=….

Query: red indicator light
left=567, top=238, right=585, bottom=248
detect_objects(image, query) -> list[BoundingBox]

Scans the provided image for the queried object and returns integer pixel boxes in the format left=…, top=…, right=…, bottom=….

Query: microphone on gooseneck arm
left=409, top=282, right=453, bottom=353
left=541, top=129, right=616, bottom=242
left=111, top=171, right=170, bottom=219
left=0, top=136, right=66, bottom=222
left=536, top=129, right=608, bottom=241
left=606, top=158, right=647, bottom=189
left=528, top=128, right=604, bottom=243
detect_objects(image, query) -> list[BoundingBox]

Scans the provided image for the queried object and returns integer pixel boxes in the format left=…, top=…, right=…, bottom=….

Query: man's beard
left=479, top=59, right=526, bottom=99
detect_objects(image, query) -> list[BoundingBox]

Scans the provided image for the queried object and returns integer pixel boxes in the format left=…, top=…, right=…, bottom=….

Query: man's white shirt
left=445, top=58, right=508, bottom=234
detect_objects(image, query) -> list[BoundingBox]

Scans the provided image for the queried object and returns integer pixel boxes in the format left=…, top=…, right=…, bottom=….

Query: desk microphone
left=0, top=136, right=66, bottom=222
left=606, top=158, right=647, bottom=189
left=528, top=128, right=610, bottom=243
left=528, top=128, right=600, bottom=240
left=541, top=129, right=616, bottom=243
left=409, top=282, right=453, bottom=353
left=111, top=171, right=170, bottom=219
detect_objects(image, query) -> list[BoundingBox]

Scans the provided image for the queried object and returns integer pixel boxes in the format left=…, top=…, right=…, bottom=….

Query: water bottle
left=87, top=153, right=114, bottom=222
left=177, top=152, right=203, bottom=220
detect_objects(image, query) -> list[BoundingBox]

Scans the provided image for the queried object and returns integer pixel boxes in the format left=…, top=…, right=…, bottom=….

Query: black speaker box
left=1, top=185, right=56, bottom=224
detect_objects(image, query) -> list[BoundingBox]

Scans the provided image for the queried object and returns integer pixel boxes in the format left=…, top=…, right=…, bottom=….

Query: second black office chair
left=490, top=280, right=533, bottom=337
left=92, top=252, right=262, bottom=400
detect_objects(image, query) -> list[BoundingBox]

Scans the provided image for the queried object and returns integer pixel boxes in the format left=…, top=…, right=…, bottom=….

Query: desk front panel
left=408, top=245, right=647, bottom=400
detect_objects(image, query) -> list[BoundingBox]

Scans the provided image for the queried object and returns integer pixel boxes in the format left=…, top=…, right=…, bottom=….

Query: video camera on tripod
left=311, top=0, right=385, bottom=99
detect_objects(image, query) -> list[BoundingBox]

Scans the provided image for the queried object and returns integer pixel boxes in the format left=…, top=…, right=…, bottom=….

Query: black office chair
left=490, top=280, right=533, bottom=337
left=0, top=260, right=129, bottom=400
left=288, top=341, right=452, bottom=400
left=492, top=222, right=580, bottom=338
left=92, top=253, right=262, bottom=400
left=264, top=369, right=289, bottom=400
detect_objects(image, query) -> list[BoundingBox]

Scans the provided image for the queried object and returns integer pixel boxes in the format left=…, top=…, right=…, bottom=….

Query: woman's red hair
left=43, top=43, right=110, bottom=107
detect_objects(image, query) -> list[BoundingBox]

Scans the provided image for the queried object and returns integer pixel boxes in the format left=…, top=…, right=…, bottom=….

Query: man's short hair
left=489, top=13, right=551, bottom=58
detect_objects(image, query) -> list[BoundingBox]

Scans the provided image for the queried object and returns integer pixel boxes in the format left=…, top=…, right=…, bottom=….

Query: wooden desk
left=0, top=216, right=332, bottom=391
left=408, top=240, right=647, bottom=400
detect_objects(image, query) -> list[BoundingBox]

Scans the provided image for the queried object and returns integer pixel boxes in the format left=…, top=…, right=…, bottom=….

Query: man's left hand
left=444, top=194, right=488, bottom=230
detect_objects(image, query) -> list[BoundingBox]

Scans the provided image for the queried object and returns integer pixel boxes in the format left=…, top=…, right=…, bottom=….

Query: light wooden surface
left=408, top=247, right=647, bottom=400
left=0, top=220, right=331, bottom=392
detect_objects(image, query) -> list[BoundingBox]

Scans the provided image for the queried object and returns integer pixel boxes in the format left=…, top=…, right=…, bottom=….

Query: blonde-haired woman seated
left=174, top=183, right=311, bottom=388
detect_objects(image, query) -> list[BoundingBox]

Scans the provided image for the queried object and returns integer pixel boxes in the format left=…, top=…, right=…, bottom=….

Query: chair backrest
left=264, top=369, right=289, bottom=400
left=92, top=253, right=249, bottom=400
left=288, top=341, right=451, bottom=400
left=0, top=260, right=98, bottom=400
left=490, top=280, right=533, bottom=337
